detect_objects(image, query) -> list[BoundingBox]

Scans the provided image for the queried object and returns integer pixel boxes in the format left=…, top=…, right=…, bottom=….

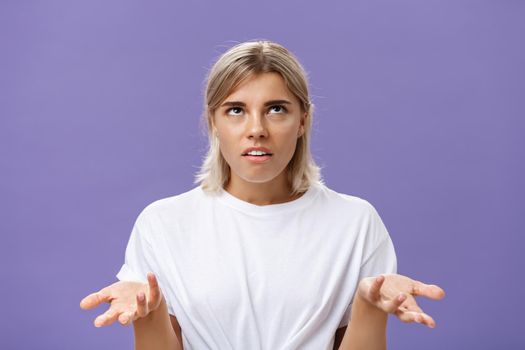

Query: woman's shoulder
left=317, top=183, right=378, bottom=215
left=137, top=186, right=205, bottom=219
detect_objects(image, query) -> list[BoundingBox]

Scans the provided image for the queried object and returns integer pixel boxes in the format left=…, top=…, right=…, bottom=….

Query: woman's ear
left=298, top=112, right=307, bottom=137
left=209, top=110, right=218, bottom=134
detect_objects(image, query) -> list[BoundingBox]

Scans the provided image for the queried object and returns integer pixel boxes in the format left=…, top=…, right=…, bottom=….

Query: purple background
left=2, top=0, right=523, bottom=349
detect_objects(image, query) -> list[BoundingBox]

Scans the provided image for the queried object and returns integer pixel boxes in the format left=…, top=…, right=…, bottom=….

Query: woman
left=80, top=40, right=445, bottom=350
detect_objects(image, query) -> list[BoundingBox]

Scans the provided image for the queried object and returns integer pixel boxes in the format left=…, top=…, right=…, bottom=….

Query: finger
left=399, top=302, right=423, bottom=314
left=397, top=296, right=424, bottom=313
left=414, top=312, right=436, bottom=328
left=118, top=310, right=136, bottom=326
left=94, top=307, right=122, bottom=328
left=395, top=309, right=436, bottom=328
left=412, top=282, right=446, bottom=300
left=384, top=293, right=407, bottom=313
left=80, top=291, right=111, bottom=310
left=368, top=275, right=385, bottom=302
left=147, top=273, right=161, bottom=307
left=136, top=292, right=148, bottom=318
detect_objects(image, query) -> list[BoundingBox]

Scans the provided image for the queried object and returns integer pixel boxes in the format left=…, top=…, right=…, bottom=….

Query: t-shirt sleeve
left=116, top=207, right=159, bottom=284
left=338, top=201, right=397, bottom=328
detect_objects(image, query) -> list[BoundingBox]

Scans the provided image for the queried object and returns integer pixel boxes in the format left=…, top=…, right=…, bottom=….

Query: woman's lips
left=242, top=146, right=272, bottom=155
left=242, top=154, right=272, bottom=163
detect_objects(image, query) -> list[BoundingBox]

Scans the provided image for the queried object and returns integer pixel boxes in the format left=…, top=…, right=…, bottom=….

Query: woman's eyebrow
left=264, top=99, right=292, bottom=106
left=220, top=99, right=293, bottom=107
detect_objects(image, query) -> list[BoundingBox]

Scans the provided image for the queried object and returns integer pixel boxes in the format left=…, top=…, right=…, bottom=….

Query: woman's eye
left=226, top=107, right=243, bottom=116
left=269, top=105, right=286, bottom=114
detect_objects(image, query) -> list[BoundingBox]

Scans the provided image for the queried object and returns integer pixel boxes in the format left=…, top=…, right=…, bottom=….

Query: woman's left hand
left=357, top=274, right=445, bottom=328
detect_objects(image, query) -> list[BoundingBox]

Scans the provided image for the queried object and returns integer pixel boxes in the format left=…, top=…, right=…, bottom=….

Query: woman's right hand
left=80, top=272, right=164, bottom=327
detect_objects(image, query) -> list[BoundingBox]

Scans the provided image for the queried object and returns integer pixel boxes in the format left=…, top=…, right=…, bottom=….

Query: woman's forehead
left=222, top=72, right=299, bottom=105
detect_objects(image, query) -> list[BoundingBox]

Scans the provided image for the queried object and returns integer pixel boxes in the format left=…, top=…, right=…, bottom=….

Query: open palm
left=357, top=274, right=445, bottom=328
left=80, top=273, right=163, bottom=327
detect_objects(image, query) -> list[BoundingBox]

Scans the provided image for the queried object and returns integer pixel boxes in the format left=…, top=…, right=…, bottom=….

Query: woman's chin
left=236, top=172, right=282, bottom=186
left=241, top=176, right=278, bottom=185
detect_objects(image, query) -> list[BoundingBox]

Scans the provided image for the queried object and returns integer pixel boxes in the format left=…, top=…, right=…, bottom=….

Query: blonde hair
left=195, top=40, right=322, bottom=194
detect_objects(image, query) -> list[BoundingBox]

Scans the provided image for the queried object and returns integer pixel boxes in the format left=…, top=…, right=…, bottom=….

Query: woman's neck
left=224, top=172, right=300, bottom=206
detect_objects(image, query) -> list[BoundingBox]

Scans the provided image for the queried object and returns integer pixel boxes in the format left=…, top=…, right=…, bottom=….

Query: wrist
left=339, top=292, right=388, bottom=350
left=351, top=292, right=387, bottom=323
left=133, top=295, right=178, bottom=350
left=135, top=294, right=168, bottom=324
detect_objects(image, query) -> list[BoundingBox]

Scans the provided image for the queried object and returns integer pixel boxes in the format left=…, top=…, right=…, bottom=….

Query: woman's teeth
left=246, top=150, right=269, bottom=156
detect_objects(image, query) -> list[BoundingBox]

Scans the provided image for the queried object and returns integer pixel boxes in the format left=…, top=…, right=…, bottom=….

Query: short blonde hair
left=195, top=40, right=322, bottom=194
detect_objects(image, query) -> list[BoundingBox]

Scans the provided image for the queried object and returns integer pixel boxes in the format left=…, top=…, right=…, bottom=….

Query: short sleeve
left=116, top=207, right=159, bottom=283
left=338, top=202, right=397, bottom=328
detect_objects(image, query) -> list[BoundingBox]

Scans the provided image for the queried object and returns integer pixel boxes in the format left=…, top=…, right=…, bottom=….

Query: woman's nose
left=246, top=113, right=268, bottom=139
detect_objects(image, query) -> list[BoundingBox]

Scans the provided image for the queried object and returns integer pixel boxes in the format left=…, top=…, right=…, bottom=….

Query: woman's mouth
left=242, top=150, right=273, bottom=163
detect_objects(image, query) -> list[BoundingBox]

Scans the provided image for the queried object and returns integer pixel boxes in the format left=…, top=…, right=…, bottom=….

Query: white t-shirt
left=116, top=182, right=396, bottom=350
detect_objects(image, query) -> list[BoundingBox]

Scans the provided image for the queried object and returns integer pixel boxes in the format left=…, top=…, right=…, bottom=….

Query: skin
left=80, top=273, right=182, bottom=349
left=80, top=72, right=445, bottom=350
left=80, top=273, right=162, bottom=328
left=338, top=275, right=445, bottom=350
left=212, top=72, right=306, bottom=205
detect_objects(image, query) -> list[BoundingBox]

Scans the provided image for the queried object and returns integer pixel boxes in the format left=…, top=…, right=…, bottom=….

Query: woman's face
left=212, top=72, right=306, bottom=187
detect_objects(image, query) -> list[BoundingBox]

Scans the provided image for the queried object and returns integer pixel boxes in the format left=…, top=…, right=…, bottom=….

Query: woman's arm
left=337, top=274, right=445, bottom=350
left=81, top=273, right=182, bottom=349
left=133, top=297, right=181, bottom=350
left=338, top=293, right=388, bottom=350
